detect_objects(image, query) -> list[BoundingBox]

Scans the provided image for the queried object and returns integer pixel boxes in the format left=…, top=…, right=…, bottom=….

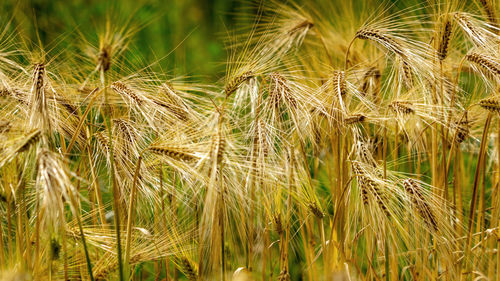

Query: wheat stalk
left=1, top=2, right=499, bottom=280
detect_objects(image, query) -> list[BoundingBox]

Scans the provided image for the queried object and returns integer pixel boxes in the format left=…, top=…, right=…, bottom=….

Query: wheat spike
left=273, top=213, right=284, bottom=235
left=98, top=45, right=111, bottom=72
left=0, top=88, right=9, bottom=97
left=455, top=111, right=470, bottom=143
left=56, top=97, right=79, bottom=115
left=30, top=63, right=48, bottom=129
left=403, top=179, right=438, bottom=231
left=278, top=269, right=291, bottom=281
left=355, top=28, right=406, bottom=58
left=49, top=238, right=61, bottom=260
left=357, top=142, right=378, bottom=168
left=179, top=256, right=199, bottom=281
left=225, top=71, right=254, bottom=97
left=454, top=13, right=487, bottom=45
left=390, top=101, right=414, bottom=115
left=351, top=162, right=390, bottom=217
left=438, top=19, right=453, bottom=60
left=401, top=60, right=413, bottom=88
left=95, top=132, right=111, bottom=155
left=360, top=67, right=381, bottom=98
left=345, top=114, right=366, bottom=125
left=479, top=97, right=500, bottom=113
left=351, top=162, right=370, bottom=206
left=149, top=146, right=196, bottom=161
left=217, top=135, right=225, bottom=165
left=8, top=88, right=29, bottom=105
left=466, top=52, right=500, bottom=76
left=307, top=202, right=324, bottom=219
left=332, top=70, right=346, bottom=97
left=160, top=81, right=185, bottom=105
left=0, top=88, right=27, bottom=104
left=94, top=253, right=144, bottom=280
left=113, top=119, right=133, bottom=140
left=269, top=72, right=297, bottom=108
left=152, top=99, right=189, bottom=121
left=111, top=81, right=143, bottom=105
left=32, top=63, right=45, bottom=95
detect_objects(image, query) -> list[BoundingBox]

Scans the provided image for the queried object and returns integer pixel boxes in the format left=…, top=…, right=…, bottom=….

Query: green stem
left=77, top=213, right=95, bottom=281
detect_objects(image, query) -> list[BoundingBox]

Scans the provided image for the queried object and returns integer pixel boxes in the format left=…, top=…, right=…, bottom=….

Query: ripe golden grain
left=438, top=19, right=452, bottom=60
left=355, top=28, right=406, bottom=58
left=403, top=179, right=438, bottom=231
left=225, top=71, right=254, bottom=97
left=345, top=114, right=366, bottom=125
left=479, top=97, right=500, bottom=113
left=466, top=53, right=500, bottom=76
left=455, top=111, right=470, bottom=143
left=111, top=81, right=143, bottom=105
left=149, top=146, right=197, bottom=161
left=269, top=72, right=297, bottom=108
left=389, top=101, right=414, bottom=115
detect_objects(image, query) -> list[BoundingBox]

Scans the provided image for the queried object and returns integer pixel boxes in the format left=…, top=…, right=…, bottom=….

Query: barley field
left=0, top=0, right=499, bottom=280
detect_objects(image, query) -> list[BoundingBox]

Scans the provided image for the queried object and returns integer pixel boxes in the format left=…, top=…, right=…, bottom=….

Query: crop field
left=0, top=0, right=499, bottom=280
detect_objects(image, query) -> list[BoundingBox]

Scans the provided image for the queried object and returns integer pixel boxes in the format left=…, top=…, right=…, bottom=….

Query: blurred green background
left=0, top=0, right=421, bottom=81
left=1, top=0, right=259, bottom=80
